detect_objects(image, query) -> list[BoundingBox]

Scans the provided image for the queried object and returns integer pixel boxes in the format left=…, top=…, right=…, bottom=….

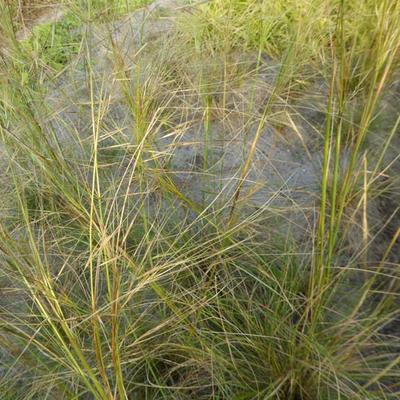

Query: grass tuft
left=0, top=0, right=400, bottom=399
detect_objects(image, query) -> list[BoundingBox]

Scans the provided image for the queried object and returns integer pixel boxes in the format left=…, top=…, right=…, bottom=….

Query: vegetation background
left=0, top=0, right=399, bottom=399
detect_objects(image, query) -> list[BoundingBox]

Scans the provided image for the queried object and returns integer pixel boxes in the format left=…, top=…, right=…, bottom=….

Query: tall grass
left=0, top=0, right=400, bottom=399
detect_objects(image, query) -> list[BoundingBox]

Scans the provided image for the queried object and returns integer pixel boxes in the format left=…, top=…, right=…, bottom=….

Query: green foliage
left=83, top=0, right=152, bottom=18
left=18, top=0, right=152, bottom=71
left=0, top=0, right=400, bottom=399
left=21, top=12, right=82, bottom=71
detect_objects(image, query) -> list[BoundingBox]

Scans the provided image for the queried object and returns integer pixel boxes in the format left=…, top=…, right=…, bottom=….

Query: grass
left=0, top=0, right=400, bottom=399
left=19, top=12, right=82, bottom=71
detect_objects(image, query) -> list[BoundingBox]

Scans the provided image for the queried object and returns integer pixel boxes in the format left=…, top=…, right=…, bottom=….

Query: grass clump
left=89, top=0, right=152, bottom=15
left=0, top=0, right=400, bottom=399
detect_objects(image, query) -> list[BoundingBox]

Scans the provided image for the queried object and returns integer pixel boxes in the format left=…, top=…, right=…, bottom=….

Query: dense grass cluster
left=0, top=0, right=400, bottom=399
